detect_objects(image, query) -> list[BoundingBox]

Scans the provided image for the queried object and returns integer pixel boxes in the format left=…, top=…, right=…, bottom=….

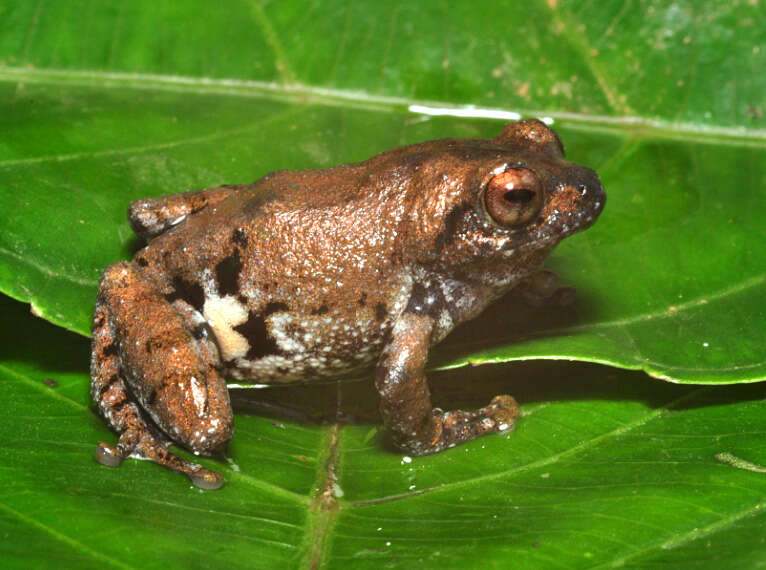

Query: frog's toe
left=94, top=427, right=142, bottom=467
left=529, top=270, right=560, bottom=298
left=132, top=433, right=225, bottom=490
left=394, top=395, right=521, bottom=456
left=440, top=394, right=520, bottom=441
left=517, top=270, right=577, bottom=307
left=188, top=468, right=225, bottom=490
left=96, top=426, right=226, bottom=489
left=484, top=394, right=520, bottom=431
left=552, top=286, right=577, bottom=306
left=94, top=441, right=125, bottom=467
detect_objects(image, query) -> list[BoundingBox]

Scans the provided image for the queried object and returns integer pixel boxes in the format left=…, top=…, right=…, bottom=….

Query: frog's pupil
left=504, top=188, right=535, bottom=203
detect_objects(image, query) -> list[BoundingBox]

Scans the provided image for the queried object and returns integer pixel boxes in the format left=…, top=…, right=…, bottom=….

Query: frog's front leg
left=516, top=269, right=576, bottom=307
left=375, top=313, right=519, bottom=455
left=91, top=262, right=233, bottom=489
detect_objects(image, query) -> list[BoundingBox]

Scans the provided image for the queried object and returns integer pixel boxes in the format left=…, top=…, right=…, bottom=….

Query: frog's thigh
left=375, top=313, right=520, bottom=456
left=92, top=262, right=233, bottom=488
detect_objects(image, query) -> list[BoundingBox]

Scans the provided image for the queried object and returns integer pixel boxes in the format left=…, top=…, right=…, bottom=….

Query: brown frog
left=91, top=119, right=605, bottom=489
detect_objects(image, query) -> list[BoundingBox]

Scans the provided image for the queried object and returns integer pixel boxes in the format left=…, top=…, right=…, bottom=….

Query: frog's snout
left=545, top=165, right=606, bottom=238
left=575, top=165, right=606, bottom=220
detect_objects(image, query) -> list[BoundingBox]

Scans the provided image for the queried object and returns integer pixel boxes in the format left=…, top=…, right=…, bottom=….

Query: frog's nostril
left=573, top=167, right=605, bottom=205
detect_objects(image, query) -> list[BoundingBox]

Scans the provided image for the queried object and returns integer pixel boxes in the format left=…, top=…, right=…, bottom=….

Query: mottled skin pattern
left=91, top=120, right=605, bottom=488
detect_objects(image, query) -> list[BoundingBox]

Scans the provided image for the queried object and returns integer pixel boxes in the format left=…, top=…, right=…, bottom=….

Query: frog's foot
left=398, top=395, right=520, bottom=456
left=377, top=313, right=523, bottom=457
left=436, top=394, right=519, bottom=445
left=516, top=269, right=576, bottom=307
left=95, top=429, right=224, bottom=490
left=90, top=263, right=232, bottom=489
left=91, top=356, right=224, bottom=489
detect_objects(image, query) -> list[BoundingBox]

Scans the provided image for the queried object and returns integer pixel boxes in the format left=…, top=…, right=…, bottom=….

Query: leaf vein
left=0, top=245, right=98, bottom=287
left=534, top=0, right=629, bottom=114
left=0, top=107, right=302, bottom=168
left=248, top=1, right=296, bottom=84
left=599, top=501, right=765, bottom=568
left=352, top=386, right=712, bottom=506
left=0, top=499, right=135, bottom=569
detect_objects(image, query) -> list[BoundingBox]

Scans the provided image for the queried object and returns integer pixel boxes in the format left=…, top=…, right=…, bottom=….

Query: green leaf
left=0, top=79, right=763, bottom=382
left=0, top=0, right=764, bottom=564
left=0, top=1, right=763, bottom=383
left=439, top=134, right=766, bottom=383
left=0, top=0, right=763, bottom=130
left=2, top=295, right=765, bottom=568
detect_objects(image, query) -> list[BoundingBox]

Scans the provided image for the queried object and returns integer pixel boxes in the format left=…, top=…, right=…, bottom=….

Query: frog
left=90, top=119, right=605, bottom=489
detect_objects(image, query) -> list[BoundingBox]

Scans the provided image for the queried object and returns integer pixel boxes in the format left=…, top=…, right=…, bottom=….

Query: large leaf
left=2, top=294, right=764, bottom=568
left=0, top=2, right=763, bottom=383
left=0, top=0, right=763, bottom=130
left=0, top=77, right=763, bottom=382
left=0, top=1, right=764, bottom=565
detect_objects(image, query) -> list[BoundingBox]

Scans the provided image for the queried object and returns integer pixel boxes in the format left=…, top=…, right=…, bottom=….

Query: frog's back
left=127, top=161, right=415, bottom=384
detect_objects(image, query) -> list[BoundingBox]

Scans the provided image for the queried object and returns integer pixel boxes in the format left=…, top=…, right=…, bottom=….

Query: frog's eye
left=483, top=168, right=543, bottom=227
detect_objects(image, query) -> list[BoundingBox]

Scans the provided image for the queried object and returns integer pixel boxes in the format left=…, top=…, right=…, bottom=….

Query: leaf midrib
left=3, top=336, right=761, bottom=567
left=1, top=66, right=764, bottom=144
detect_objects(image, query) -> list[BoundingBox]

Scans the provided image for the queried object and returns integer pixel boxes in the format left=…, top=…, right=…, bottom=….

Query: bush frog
left=90, top=120, right=605, bottom=489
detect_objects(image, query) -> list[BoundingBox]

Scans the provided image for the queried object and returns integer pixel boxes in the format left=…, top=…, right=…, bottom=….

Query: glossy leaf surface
left=0, top=1, right=764, bottom=566
left=0, top=76, right=763, bottom=382
left=1, top=0, right=763, bottom=131
left=1, top=296, right=764, bottom=568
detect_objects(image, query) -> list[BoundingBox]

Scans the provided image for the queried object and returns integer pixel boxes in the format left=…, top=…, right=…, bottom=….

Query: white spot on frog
left=269, top=312, right=306, bottom=353
left=189, top=376, right=206, bottom=417
left=203, top=294, right=249, bottom=360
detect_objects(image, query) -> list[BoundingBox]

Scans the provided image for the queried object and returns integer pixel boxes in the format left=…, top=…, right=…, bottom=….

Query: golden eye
left=483, top=168, right=543, bottom=227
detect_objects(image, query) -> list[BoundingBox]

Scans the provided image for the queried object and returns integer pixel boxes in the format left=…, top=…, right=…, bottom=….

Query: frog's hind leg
left=129, top=185, right=245, bottom=239
left=91, top=262, right=233, bottom=489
